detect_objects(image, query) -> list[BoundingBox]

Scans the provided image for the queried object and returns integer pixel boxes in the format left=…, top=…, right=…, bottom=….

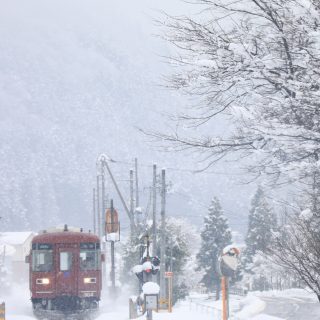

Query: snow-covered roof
left=0, top=244, right=16, bottom=256
left=0, top=232, right=34, bottom=245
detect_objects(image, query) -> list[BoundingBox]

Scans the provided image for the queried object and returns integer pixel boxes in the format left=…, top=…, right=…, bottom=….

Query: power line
left=106, top=158, right=245, bottom=176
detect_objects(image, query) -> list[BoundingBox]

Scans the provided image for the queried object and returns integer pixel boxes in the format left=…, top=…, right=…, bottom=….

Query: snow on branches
left=159, top=0, right=320, bottom=184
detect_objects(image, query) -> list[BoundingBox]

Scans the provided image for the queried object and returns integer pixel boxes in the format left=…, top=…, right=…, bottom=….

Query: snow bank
left=235, top=295, right=266, bottom=319
left=253, top=288, right=317, bottom=301
left=250, top=315, right=284, bottom=320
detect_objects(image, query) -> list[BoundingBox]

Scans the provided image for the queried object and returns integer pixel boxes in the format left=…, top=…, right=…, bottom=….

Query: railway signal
left=105, top=199, right=120, bottom=294
left=130, top=235, right=161, bottom=320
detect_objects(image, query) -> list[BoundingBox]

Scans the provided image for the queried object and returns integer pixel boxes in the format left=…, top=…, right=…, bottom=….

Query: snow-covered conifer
left=245, top=186, right=277, bottom=259
left=196, top=197, right=232, bottom=297
left=241, top=186, right=277, bottom=290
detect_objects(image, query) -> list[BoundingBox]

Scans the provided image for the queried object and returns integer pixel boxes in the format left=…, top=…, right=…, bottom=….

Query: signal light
left=151, top=256, right=160, bottom=267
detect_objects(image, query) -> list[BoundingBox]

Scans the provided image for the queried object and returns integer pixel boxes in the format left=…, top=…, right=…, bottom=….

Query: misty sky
left=0, top=0, right=260, bottom=239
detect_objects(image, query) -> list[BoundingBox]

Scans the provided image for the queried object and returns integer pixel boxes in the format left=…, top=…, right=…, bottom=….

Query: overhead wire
left=106, top=157, right=245, bottom=176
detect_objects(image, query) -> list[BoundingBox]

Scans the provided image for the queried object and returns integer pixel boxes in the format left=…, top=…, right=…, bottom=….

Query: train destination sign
left=80, top=242, right=100, bottom=250
left=32, top=243, right=53, bottom=250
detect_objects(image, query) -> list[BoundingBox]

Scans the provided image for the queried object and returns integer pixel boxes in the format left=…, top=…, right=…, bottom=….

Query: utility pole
left=110, top=199, right=116, bottom=291
left=152, top=164, right=157, bottom=257
left=160, top=169, right=166, bottom=306
left=101, top=167, right=106, bottom=224
left=101, top=158, right=135, bottom=235
left=101, top=165, right=107, bottom=288
left=130, top=169, right=134, bottom=225
left=96, top=173, right=101, bottom=239
left=135, top=158, right=139, bottom=208
left=93, top=188, right=96, bottom=235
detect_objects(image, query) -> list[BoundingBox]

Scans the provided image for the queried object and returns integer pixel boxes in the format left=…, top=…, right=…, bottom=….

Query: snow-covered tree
left=121, top=217, right=199, bottom=303
left=268, top=171, right=320, bottom=301
left=156, top=0, right=320, bottom=185
left=159, top=217, right=200, bottom=303
left=242, top=186, right=277, bottom=290
left=245, top=186, right=277, bottom=258
left=196, top=197, right=232, bottom=298
left=270, top=212, right=320, bottom=301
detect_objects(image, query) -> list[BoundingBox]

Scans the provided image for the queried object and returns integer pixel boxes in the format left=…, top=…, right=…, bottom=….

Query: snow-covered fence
left=188, top=296, right=222, bottom=318
left=229, top=287, right=247, bottom=297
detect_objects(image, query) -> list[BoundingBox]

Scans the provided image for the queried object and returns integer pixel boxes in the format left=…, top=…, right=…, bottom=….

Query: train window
left=60, top=252, right=73, bottom=271
left=80, top=250, right=100, bottom=271
left=32, top=250, right=53, bottom=272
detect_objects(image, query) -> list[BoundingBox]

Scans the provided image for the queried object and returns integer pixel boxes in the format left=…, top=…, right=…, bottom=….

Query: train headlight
left=84, top=277, right=96, bottom=284
left=36, top=278, right=50, bottom=285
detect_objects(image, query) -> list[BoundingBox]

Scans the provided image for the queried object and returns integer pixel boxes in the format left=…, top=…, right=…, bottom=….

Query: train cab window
left=80, top=250, right=100, bottom=271
left=60, top=252, right=73, bottom=271
left=32, top=250, right=53, bottom=272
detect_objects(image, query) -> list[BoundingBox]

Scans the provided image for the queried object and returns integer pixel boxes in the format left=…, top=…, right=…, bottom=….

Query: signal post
left=105, top=199, right=120, bottom=295
left=164, top=272, right=173, bottom=312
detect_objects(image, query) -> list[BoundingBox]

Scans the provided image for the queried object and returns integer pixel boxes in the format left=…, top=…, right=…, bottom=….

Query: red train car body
left=27, top=227, right=102, bottom=311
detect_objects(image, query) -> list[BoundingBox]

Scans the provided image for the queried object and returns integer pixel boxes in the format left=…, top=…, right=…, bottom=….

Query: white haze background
left=0, top=0, right=253, bottom=234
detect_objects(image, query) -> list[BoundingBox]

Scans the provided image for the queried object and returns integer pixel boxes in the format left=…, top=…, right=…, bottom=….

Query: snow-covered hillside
left=0, top=0, right=253, bottom=232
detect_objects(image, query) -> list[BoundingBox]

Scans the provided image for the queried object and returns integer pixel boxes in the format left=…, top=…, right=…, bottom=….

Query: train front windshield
left=32, top=244, right=53, bottom=272
left=80, top=242, right=101, bottom=271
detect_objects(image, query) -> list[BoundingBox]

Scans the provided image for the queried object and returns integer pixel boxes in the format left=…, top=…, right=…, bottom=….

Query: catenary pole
left=93, top=188, right=96, bottom=235
left=130, top=169, right=134, bottom=226
left=102, top=159, right=135, bottom=234
left=96, top=173, right=101, bottom=238
left=101, top=166, right=106, bottom=225
left=135, top=158, right=139, bottom=208
left=160, top=169, right=166, bottom=306
left=101, top=165, right=107, bottom=288
left=152, top=164, right=157, bottom=257
left=110, top=199, right=116, bottom=291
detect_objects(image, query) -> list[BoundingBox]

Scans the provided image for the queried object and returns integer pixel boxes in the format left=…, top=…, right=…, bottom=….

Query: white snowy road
left=259, top=296, right=320, bottom=320
left=1, top=284, right=215, bottom=320
left=2, top=285, right=320, bottom=320
left=246, top=289, right=320, bottom=320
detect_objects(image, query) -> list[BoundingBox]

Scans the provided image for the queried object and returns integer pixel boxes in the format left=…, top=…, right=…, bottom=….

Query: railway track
left=33, top=308, right=99, bottom=320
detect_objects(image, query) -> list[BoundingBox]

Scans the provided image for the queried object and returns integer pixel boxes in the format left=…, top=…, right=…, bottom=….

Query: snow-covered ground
left=1, top=283, right=320, bottom=320
left=234, top=289, right=320, bottom=320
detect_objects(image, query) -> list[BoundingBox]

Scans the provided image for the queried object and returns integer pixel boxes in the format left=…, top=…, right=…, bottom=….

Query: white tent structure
left=0, top=232, right=35, bottom=282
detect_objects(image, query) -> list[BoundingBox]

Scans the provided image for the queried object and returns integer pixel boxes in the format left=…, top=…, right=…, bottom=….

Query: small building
left=0, top=232, right=35, bottom=283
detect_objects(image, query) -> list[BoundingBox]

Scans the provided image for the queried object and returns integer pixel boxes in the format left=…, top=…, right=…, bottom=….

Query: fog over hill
left=0, top=0, right=254, bottom=236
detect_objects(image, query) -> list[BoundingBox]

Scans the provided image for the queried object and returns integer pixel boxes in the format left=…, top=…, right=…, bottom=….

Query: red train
left=26, top=226, right=102, bottom=312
